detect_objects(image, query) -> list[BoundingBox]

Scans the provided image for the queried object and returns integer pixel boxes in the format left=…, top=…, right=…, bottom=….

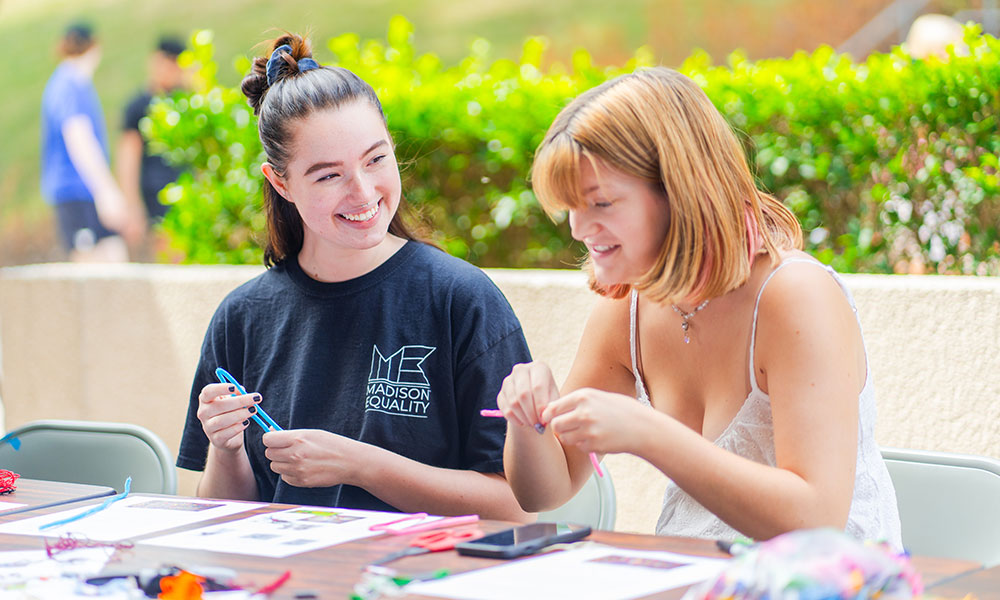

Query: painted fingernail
left=248, top=406, right=257, bottom=415
left=242, top=420, right=249, bottom=427
left=228, top=385, right=236, bottom=392
left=534, top=423, right=546, bottom=434
left=254, top=394, right=262, bottom=403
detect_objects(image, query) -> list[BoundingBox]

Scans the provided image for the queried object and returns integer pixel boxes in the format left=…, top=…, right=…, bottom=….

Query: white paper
left=141, top=506, right=408, bottom=558
left=406, top=546, right=726, bottom=600
left=0, top=548, right=110, bottom=586
left=0, top=495, right=265, bottom=541
left=0, top=502, right=27, bottom=512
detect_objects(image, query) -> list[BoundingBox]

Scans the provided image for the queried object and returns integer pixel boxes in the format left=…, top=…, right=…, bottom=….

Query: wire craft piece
left=44, top=534, right=134, bottom=559
left=215, top=367, right=283, bottom=432
left=38, top=477, right=132, bottom=531
left=0, top=469, right=20, bottom=494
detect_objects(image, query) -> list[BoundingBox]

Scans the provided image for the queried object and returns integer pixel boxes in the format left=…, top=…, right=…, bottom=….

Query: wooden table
left=924, top=563, right=1000, bottom=599
left=0, top=479, right=990, bottom=599
left=0, top=477, right=115, bottom=517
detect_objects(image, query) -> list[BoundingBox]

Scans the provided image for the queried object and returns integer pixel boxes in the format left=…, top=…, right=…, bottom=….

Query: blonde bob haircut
left=531, top=67, right=802, bottom=304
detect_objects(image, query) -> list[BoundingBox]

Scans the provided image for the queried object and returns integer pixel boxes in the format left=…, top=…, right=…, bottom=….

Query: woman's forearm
left=632, top=411, right=852, bottom=539
left=198, top=444, right=259, bottom=502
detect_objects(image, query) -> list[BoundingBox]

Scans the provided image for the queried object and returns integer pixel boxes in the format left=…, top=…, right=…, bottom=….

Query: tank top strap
left=629, top=289, right=651, bottom=405
left=748, top=258, right=831, bottom=392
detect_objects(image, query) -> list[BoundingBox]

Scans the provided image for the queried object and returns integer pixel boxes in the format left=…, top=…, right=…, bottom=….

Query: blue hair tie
left=298, top=57, right=320, bottom=73
left=266, top=44, right=320, bottom=86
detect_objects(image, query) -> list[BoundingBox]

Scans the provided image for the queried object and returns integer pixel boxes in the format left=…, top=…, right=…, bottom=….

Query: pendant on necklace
left=681, top=321, right=690, bottom=344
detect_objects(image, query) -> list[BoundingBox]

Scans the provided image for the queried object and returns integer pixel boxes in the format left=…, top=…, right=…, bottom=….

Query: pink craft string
left=44, top=534, right=134, bottom=559
left=0, top=469, right=19, bottom=495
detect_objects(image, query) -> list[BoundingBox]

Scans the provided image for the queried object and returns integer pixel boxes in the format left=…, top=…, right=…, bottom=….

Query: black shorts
left=54, top=200, right=117, bottom=251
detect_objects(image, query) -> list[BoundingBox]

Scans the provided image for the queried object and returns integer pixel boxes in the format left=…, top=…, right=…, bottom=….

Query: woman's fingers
left=498, top=362, right=560, bottom=429
left=197, top=383, right=264, bottom=450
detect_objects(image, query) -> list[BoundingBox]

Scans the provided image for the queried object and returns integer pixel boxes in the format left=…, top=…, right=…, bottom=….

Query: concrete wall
left=1, top=263, right=998, bottom=533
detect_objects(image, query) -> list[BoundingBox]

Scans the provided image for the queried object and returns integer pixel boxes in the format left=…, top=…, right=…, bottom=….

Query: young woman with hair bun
left=497, top=67, right=902, bottom=544
left=178, top=33, right=531, bottom=521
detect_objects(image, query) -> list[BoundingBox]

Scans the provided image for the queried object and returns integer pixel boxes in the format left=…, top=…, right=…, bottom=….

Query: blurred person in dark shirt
left=116, top=36, right=187, bottom=256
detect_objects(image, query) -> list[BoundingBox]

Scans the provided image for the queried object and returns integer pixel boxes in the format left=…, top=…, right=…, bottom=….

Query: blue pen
left=215, top=367, right=283, bottom=432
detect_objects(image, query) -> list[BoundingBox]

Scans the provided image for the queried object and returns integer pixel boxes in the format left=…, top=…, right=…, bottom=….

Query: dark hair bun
left=240, top=33, right=316, bottom=115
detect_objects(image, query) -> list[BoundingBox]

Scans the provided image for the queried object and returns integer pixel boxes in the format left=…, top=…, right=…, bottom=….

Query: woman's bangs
left=531, top=135, right=587, bottom=215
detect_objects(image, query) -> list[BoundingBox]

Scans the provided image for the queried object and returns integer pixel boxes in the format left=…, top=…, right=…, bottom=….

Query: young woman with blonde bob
left=497, top=67, right=901, bottom=544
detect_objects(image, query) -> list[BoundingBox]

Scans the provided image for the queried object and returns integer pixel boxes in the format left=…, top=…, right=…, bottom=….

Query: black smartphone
left=455, top=522, right=592, bottom=559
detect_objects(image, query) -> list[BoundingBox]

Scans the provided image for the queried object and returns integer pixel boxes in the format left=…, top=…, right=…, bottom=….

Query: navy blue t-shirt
left=177, top=241, right=531, bottom=511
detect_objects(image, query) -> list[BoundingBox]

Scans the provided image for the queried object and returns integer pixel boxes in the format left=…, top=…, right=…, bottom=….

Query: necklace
left=670, top=299, right=711, bottom=344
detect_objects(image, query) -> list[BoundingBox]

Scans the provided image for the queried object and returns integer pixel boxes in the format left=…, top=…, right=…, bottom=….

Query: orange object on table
left=158, top=570, right=204, bottom=600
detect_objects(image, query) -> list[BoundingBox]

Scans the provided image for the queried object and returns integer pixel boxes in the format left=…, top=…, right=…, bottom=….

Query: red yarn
left=44, top=534, right=134, bottom=558
left=0, top=469, right=19, bottom=494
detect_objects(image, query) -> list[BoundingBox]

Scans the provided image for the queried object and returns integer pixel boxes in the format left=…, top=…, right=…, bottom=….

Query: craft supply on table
left=0, top=494, right=265, bottom=541
left=369, top=512, right=480, bottom=535
left=371, top=528, right=484, bottom=566
left=407, top=544, right=724, bottom=600
left=39, top=477, right=132, bottom=531
left=142, top=506, right=402, bottom=559
left=0, top=469, right=19, bottom=494
left=684, top=528, right=922, bottom=599
left=215, top=367, right=283, bottom=432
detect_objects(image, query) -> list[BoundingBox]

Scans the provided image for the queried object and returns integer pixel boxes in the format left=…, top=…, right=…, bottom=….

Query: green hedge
left=146, top=18, right=1000, bottom=274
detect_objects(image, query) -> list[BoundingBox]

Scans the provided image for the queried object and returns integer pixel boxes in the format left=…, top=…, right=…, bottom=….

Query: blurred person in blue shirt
left=40, top=22, right=143, bottom=261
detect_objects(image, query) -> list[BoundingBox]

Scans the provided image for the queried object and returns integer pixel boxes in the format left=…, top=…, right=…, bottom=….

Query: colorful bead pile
left=684, top=528, right=923, bottom=600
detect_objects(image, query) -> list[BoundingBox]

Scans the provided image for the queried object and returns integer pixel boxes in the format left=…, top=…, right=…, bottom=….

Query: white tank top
left=629, top=258, right=902, bottom=546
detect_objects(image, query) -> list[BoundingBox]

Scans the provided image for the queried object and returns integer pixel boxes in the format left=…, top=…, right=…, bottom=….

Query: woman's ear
left=261, top=163, right=292, bottom=203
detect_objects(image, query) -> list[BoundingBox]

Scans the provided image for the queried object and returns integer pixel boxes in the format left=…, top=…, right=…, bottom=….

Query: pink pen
left=481, top=409, right=547, bottom=435
left=370, top=513, right=480, bottom=535
left=480, top=410, right=604, bottom=478
left=589, top=452, right=604, bottom=477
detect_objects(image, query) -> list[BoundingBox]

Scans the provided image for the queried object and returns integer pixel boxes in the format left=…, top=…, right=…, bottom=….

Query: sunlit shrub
left=146, top=20, right=999, bottom=274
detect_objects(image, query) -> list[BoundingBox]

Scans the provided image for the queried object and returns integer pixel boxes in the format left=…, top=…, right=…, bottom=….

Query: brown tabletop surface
left=924, top=563, right=1000, bottom=599
left=0, top=477, right=116, bottom=519
left=0, top=484, right=989, bottom=599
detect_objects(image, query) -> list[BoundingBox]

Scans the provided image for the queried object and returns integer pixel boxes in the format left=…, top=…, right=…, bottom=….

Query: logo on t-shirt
left=365, top=344, right=436, bottom=418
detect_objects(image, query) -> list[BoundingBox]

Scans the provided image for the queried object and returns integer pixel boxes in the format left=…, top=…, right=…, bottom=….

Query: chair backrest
left=881, top=447, right=1000, bottom=567
left=0, top=419, right=177, bottom=494
left=537, top=461, right=616, bottom=530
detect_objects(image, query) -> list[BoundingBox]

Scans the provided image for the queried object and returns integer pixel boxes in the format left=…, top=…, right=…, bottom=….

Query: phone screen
left=474, top=522, right=578, bottom=546
left=455, top=522, right=592, bottom=558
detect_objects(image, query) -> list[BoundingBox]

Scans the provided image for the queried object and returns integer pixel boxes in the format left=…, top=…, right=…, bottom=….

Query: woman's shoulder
left=753, top=252, right=859, bottom=344
left=407, top=243, right=506, bottom=296
left=212, top=265, right=290, bottom=316
left=757, top=250, right=843, bottom=305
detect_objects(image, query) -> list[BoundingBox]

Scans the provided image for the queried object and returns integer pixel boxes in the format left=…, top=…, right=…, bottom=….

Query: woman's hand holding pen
left=197, top=382, right=261, bottom=452
left=541, top=388, right=645, bottom=456
left=496, top=362, right=560, bottom=430
left=264, top=429, right=365, bottom=488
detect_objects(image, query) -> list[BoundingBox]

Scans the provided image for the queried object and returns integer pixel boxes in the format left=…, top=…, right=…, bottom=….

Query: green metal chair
left=881, top=447, right=1000, bottom=567
left=537, top=461, right=616, bottom=530
left=0, top=419, right=176, bottom=494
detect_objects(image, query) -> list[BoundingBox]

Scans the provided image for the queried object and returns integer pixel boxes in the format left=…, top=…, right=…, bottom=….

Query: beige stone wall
left=1, top=263, right=998, bottom=533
